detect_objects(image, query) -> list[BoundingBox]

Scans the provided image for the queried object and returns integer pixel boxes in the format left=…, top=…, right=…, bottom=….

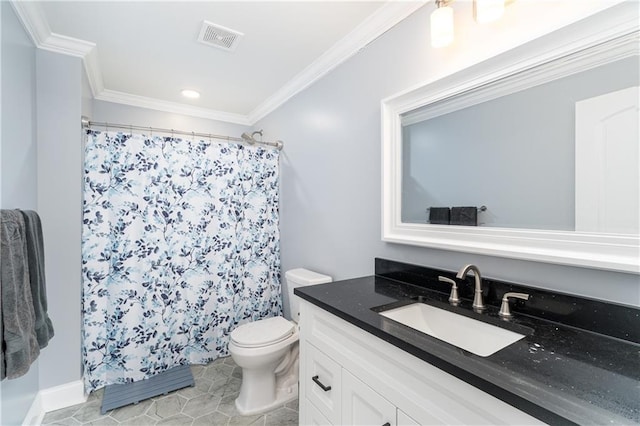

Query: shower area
left=80, top=119, right=284, bottom=396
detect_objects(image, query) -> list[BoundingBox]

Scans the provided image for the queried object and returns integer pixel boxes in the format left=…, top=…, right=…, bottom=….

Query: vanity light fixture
left=430, top=0, right=507, bottom=48
left=430, top=0, right=454, bottom=48
left=181, top=89, right=200, bottom=99
left=474, top=0, right=505, bottom=24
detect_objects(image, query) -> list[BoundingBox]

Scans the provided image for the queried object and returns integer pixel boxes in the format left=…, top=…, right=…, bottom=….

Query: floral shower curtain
left=81, top=130, right=282, bottom=392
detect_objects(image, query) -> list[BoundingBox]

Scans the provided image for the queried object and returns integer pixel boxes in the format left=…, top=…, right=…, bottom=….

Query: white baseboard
left=23, top=380, right=87, bottom=426
left=22, top=393, right=43, bottom=426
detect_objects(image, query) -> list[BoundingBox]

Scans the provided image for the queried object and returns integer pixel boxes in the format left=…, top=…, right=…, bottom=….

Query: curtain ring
left=150, top=127, right=153, bottom=137
left=171, top=129, right=174, bottom=140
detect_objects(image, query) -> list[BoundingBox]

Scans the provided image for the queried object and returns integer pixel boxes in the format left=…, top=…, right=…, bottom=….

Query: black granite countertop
left=294, top=259, right=640, bottom=425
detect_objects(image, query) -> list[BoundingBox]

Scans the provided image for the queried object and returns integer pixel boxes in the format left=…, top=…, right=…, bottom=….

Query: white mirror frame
left=382, top=8, right=639, bottom=274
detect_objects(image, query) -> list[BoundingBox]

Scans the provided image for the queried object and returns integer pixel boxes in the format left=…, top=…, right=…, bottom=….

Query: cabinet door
left=397, top=409, right=420, bottom=426
left=304, top=399, right=333, bottom=426
left=305, top=342, right=342, bottom=425
left=342, top=369, right=396, bottom=426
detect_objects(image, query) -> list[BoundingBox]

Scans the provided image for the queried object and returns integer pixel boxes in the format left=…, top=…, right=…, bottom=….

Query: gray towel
left=429, top=207, right=450, bottom=225
left=20, top=210, right=54, bottom=348
left=1, top=209, right=40, bottom=380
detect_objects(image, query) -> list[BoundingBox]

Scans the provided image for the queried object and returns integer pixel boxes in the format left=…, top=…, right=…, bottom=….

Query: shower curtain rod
left=81, top=116, right=284, bottom=150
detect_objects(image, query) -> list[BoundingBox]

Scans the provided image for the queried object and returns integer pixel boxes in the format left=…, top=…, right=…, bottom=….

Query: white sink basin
left=379, top=303, right=525, bottom=357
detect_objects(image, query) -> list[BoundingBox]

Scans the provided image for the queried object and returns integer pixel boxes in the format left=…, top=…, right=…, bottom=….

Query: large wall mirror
left=382, top=5, right=639, bottom=273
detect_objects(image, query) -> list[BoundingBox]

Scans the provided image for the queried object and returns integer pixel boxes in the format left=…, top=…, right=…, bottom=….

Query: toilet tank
left=285, top=268, right=332, bottom=323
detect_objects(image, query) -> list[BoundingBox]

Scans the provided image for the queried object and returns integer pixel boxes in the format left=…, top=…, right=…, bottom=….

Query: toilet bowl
left=228, top=268, right=332, bottom=416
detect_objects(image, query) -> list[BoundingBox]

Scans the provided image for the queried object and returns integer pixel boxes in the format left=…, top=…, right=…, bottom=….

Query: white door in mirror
left=576, top=86, right=640, bottom=234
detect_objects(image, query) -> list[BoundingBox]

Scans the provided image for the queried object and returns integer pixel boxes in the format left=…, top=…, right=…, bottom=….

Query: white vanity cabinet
left=302, top=340, right=413, bottom=426
left=298, top=300, right=545, bottom=426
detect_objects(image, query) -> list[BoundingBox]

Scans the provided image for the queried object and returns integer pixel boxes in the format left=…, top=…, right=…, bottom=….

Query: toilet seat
left=231, top=316, right=295, bottom=348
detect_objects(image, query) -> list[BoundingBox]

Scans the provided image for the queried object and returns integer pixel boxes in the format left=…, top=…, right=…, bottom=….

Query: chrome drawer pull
left=311, top=375, right=332, bottom=392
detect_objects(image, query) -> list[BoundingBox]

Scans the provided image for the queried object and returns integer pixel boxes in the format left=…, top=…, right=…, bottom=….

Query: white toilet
left=228, top=268, right=332, bottom=415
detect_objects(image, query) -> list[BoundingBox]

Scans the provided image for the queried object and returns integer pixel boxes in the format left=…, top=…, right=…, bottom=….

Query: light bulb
left=430, top=4, right=454, bottom=48
left=474, top=0, right=505, bottom=24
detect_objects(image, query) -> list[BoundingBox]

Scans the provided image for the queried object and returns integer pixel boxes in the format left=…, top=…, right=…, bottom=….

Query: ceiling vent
left=197, top=21, right=243, bottom=52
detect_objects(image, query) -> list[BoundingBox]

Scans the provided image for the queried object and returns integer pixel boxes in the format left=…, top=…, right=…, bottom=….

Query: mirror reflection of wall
left=401, top=56, right=639, bottom=232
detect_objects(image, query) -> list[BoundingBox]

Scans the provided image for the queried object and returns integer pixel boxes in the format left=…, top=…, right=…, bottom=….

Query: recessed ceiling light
left=181, top=89, right=200, bottom=99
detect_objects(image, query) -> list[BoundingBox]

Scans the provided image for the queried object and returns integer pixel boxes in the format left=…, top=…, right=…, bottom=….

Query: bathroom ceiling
left=18, top=1, right=424, bottom=125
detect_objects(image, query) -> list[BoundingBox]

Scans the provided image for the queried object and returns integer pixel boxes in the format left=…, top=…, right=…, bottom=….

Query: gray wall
left=1, top=1, right=37, bottom=209
left=402, top=57, right=639, bottom=230
left=1, top=11, right=91, bottom=419
left=36, top=50, right=84, bottom=389
left=82, top=68, right=93, bottom=120
left=0, top=3, right=40, bottom=424
left=92, top=101, right=251, bottom=137
left=255, top=4, right=640, bottom=318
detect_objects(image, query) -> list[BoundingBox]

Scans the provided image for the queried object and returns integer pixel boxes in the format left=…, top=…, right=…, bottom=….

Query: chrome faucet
left=456, top=264, right=485, bottom=312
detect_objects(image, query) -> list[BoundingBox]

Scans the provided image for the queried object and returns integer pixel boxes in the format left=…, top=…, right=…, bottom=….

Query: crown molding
left=82, top=45, right=105, bottom=96
left=40, top=33, right=106, bottom=96
left=10, top=0, right=425, bottom=126
left=10, top=1, right=105, bottom=97
left=247, top=1, right=427, bottom=124
left=10, top=0, right=51, bottom=46
left=96, top=90, right=251, bottom=126
left=39, top=33, right=95, bottom=58
left=39, top=34, right=105, bottom=97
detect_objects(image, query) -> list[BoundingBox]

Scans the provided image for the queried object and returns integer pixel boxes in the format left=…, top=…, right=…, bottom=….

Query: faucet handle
left=438, top=276, right=460, bottom=306
left=499, top=292, right=530, bottom=319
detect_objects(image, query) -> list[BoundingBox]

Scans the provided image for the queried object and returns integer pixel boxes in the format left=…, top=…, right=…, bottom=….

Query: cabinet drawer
left=304, top=342, right=341, bottom=425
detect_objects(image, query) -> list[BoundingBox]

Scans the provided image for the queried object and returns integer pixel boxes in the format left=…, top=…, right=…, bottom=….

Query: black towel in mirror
left=450, top=207, right=478, bottom=226
left=428, top=207, right=450, bottom=225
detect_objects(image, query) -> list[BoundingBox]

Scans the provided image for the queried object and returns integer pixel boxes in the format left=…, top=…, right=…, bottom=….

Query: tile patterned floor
left=41, top=357, right=298, bottom=426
